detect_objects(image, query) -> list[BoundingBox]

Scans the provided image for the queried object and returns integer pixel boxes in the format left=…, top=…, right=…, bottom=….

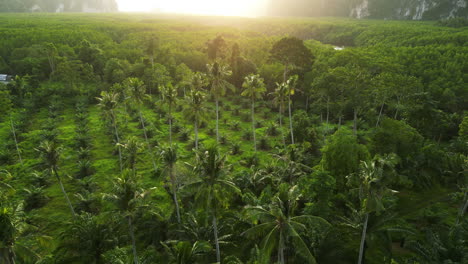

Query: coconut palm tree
left=243, top=184, right=329, bottom=264
left=124, top=78, right=158, bottom=172
left=36, top=140, right=76, bottom=218
left=284, top=75, right=298, bottom=145
left=183, top=87, right=208, bottom=150
left=0, top=203, right=45, bottom=264
left=271, top=82, right=288, bottom=147
left=206, top=62, right=234, bottom=142
left=159, top=145, right=181, bottom=224
left=96, top=91, right=123, bottom=172
left=347, top=154, right=398, bottom=264
left=119, top=136, right=144, bottom=176
left=242, top=74, right=266, bottom=152
left=103, top=170, right=154, bottom=264
left=9, top=115, right=22, bottom=165
left=160, top=84, right=178, bottom=145
left=184, top=145, right=240, bottom=263
left=161, top=240, right=212, bottom=264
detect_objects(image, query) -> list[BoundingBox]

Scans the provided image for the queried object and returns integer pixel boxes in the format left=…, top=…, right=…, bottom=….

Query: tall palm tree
left=124, top=77, right=158, bottom=172
left=9, top=115, right=22, bottom=165
left=243, top=185, right=329, bottom=264
left=97, top=91, right=123, bottom=172
left=206, top=62, right=234, bottom=142
left=242, top=74, right=266, bottom=152
left=185, top=145, right=240, bottom=263
left=160, top=84, right=178, bottom=145
left=284, top=75, right=298, bottom=145
left=36, top=140, right=76, bottom=218
left=347, top=154, right=398, bottom=264
left=119, top=136, right=143, bottom=176
left=271, top=82, right=288, bottom=147
left=103, top=171, right=153, bottom=264
left=159, top=145, right=181, bottom=224
left=183, top=86, right=208, bottom=150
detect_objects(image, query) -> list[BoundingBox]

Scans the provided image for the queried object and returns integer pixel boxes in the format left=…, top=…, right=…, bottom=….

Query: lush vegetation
left=0, top=14, right=467, bottom=264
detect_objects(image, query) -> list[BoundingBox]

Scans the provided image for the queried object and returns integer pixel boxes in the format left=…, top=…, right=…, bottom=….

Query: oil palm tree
left=184, top=145, right=240, bottom=263
left=271, top=82, right=288, bottom=147
left=206, top=62, right=234, bottom=142
left=243, top=184, right=329, bottom=264
left=242, top=74, right=266, bottom=152
left=160, top=83, right=178, bottom=145
left=159, top=145, right=181, bottom=224
left=284, top=75, right=298, bottom=144
left=36, top=140, right=76, bottom=218
left=124, top=77, right=158, bottom=172
left=183, top=88, right=208, bottom=150
left=103, top=170, right=154, bottom=264
left=97, top=91, right=123, bottom=172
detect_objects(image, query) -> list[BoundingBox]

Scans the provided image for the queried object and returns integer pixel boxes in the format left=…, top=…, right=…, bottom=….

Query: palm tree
left=242, top=74, right=266, bottom=152
left=161, top=240, right=211, bottom=264
left=159, top=145, right=181, bottom=224
left=103, top=170, right=154, bottom=264
left=347, top=154, right=398, bottom=264
left=183, top=84, right=208, bottom=150
left=160, top=84, right=178, bottom=145
left=184, top=145, right=240, bottom=263
left=243, top=185, right=329, bottom=264
left=206, top=62, right=234, bottom=142
left=0, top=203, right=44, bottom=264
left=284, top=75, right=298, bottom=145
left=97, top=91, right=123, bottom=172
left=9, top=115, right=22, bottom=165
left=36, top=140, right=76, bottom=218
left=119, top=136, right=143, bottom=176
left=271, top=82, right=288, bottom=147
left=124, top=77, right=158, bottom=172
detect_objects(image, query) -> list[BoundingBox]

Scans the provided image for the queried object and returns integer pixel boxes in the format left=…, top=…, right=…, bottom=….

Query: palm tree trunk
left=215, top=99, right=220, bottom=143
left=358, top=213, right=369, bottom=264
left=456, top=191, right=468, bottom=225
left=10, top=117, right=22, bottom=165
left=353, top=108, right=358, bottom=136
left=139, top=109, right=157, bottom=172
left=128, top=216, right=139, bottom=264
left=278, top=232, right=285, bottom=264
left=279, top=103, right=286, bottom=147
left=376, top=103, right=384, bottom=127
left=170, top=164, right=181, bottom=224
left=213, top=215, right=221, bottom=263
left=54, top=170, right=76, bottom=218
left=169, top=104, right=173, bottom=146
left=111, top=110, right=123, bottom=172
left=194, top=120, right=199, bottom=149
left=288, top=95, right=294, bottom=144
left=252, top=98, right=256, bottom=152
left=326, top=97, right=330, bottom=125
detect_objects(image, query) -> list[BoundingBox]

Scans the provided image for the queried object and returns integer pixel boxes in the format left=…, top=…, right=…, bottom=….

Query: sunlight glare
left=117, top=0, right=266, bottom=17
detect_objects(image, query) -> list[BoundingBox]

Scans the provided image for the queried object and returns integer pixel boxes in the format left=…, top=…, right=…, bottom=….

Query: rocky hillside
left=268, top=0, right=468, bottom=20
left=0, top=0, right=118, bottom=13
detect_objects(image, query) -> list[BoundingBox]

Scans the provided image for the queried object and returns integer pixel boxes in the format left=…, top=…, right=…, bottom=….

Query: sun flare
left=117, top=0, right=266, bottom=16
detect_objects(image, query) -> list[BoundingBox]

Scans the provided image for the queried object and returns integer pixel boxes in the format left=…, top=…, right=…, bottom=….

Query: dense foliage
left=0, top=14, right=467, bottom=264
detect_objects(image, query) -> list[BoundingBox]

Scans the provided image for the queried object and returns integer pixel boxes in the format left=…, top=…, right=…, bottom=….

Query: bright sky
left=117, top=0, right=267, bottom=16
